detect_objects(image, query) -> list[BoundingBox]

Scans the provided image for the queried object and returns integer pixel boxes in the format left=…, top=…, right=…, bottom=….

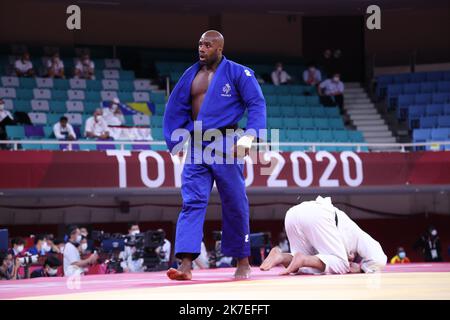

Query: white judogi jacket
left=285, top=196, right=387, bottom=274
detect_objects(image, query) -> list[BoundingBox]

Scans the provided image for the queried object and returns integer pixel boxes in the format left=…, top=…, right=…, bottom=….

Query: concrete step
left=347, top=109, right=378, bottom=115
left=346, top=88, right=365, bottom=93
left=345, top=82, right=361, bottom=88
left=344, top=103, right=375, bottom=109
left=369, top=145, right=403, bottom=151
left=352, top=119, right=385, bottom=126
left=345, top=98, right=371, bottom=104
left=345, top=93, right=367, bottom=99
left=357, top=124, right=390, bottom=132
left=351, top=114, right=382, bottom=120
left=363, top=131, right=393, bottom=138
left=365, top=137, right=397, bottom=144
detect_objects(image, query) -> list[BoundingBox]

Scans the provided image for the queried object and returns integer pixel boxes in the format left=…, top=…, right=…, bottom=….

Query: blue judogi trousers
left=174, top=157, right=250, bottom=260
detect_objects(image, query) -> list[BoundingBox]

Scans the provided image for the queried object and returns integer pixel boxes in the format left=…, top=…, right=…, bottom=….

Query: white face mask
left=333, top=76, right=340, bottom=82
left=95, top=115, right=103, bottom=122
left=42, top=242, right=51, bottom=252
left=0, top=104, right=4, bottom=111
left=81, top=243, right=88, bottom=252
left=75, top=235, right=82, bottom=243
left=131, top=230, right=140, bottom=236
left=47, top=267, right=58, bottom=276
left=17, top=245, right=24, bottom=253
left=59, top=245, right=65, bottom=253
left=431, top=230, right=437, bottom=236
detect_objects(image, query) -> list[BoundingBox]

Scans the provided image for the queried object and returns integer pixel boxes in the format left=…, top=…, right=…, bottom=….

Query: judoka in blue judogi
left=164, top=30, right=266, bottom=280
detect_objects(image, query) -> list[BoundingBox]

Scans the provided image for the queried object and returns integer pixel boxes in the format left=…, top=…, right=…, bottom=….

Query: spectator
left=303, top=62, right=322, bottom=87
left=85, top=108, right=110, bottom=140
left=27, top=234, right=50, bottom=256
left=318, top=72, right=345, bottom=112
left=414, top=226, right=443, bottom=262
left=0, top=98, right=15, bottom=149
left=54, top=239, right=65, bottom=254
left=277, top=231, right=290, bottom=253
left=390, top=247, right=411, bottom=264
left=46, top=53, right=65, bottom=79
left=103, top=98, right=125, bottom=126
left=193, top=241, right=209, bottom=269
left=120, top=222, right=145, bottom=273
left=63, top=225, right=98, bottom=277
left=155, top=228, right=171, bottom=265
left=30, top=255, right=62, bottom=278
left=8, top=238, right=25, bottom=257
left=14, top=52, right=35, bottom=77
left=0, top=251, right=20, bottom=280
left=53, top=116, right=76, bottom=141
left=79, top=236, right=90, bottom=255
left=271, top=62, right=291, bottom=86
left=79, top=227, right=94, bottom=252
left=320, top=49, right=333, bottom=78
left=74, top=53, right=95, bottom=80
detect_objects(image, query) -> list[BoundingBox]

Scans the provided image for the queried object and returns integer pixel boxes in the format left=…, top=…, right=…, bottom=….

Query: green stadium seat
left=267, top=106, right=281, bottom=117
left=286, top=130, right=301, bottom=141
left=151, top=92, right=166, bottom=104
left=119, top=71, right=135, bottom=80
left=292, top=96, right=306, bottom=106
left=152, top=127, right=163, bottom=140
left=265, top=95, right=277, bottom=106
left=329, top=118, right=345, bottom=129
left=333, top=130, right=349, bottom=142
left=43, top=126, right=54, bottom=138
left=280, top=106, right=296, bottom=117
left=85, top=91, right=101, bottom=101
left=47, top=114, right=62, bottom=125
left=313, top=118, right=329, bottom=130
left=311, top=108, right=326, bottom=117
left=306, top=96, right=319, bottom=106
left=14, top=100, right=32, bottom=112
left=283, top=118, right=299, bottom=129
left=86, top=80, right=102, bottom=91
left=53, top=79, right=70, bottom=90
left=301, top=130, right=318, bottom=142
left=261, top=85, right=276, bottom=95
left=118, top=81, right=134, bottom=91
left=318, top=130, right=334, bottom=141
left=84, top=101, right=100, bottom=114
left=21, top=143, right=42, bottom=150
left=348, top=131, right=365, bottom=142
left=298, top=118, right=314, bottom=129
left=6, top=125, right=25, bottom=139
left=16, top=88, right=34, bottom=100
left=151, top=115, right=163, bottom=127
left=268, top=117, right=283, bottom=128
left=42, top=143, right=61, bottom=151
left=51, top=90, right=68, bottom=100
left=278, top=95, right=293, bottom=106
left=49, top=101, right=67, bottom=113
left=297, top=107, right=311, bottom=117
left=324, top=107, right=340, bottom=117
left=19, top=78, right=35, bottom=89
left=118, top=92, right=134, bottom=102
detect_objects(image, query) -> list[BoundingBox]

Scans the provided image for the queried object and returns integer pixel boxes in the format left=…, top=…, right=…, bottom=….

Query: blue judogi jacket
left=163, top=56, right=266, bottom=153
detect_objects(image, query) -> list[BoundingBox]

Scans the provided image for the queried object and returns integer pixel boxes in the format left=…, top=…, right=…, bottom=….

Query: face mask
left=95, top=115, right=103, bottom=122
left=0, top=104, right=4, bottom=111
left=431, top=230, right=437, bottom=236
left=309, top=67, right=315, bottom=72
left=59, top=246, right=65, bottom=253
left=81, top=232, right=88, bottom=237
left=81, top=243, right=88, bottom=252
left=47, top=267, right=58, bottom=276
left=277, top=67, right=282, bottom=72
left=131, top=230, right=140, bottom=236
left=398, top=252, right=406, bottom=259
left=17, top=245, right=24, bottom=253
left=75, top=235, right=82, bottom=243
left=333, top=77, right=340, bottom=82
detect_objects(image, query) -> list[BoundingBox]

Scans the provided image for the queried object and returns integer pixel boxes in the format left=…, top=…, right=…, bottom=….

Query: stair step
left=351, top=114, right=382, bottom=120
left=345, top=98, right=371, bottom=104
left=353, top=119, right=385, bottom=126
left=366, top=137, right=398, bottom=144
left=345, top=103, right=375, bottom=109
left=369, top=146, right=403, bottom=151
left=347, top=109, right=378, bottom=115
left=363, top=131, right=393, bottom=138
left=357, top=124, right=390, bottom=132
left=345, top=93, right=367, bottom=98
left=345, top=82, right=361, bottom=88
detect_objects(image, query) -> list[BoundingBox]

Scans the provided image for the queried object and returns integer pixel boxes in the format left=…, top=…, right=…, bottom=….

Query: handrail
left=1, top=139, right=449, bottom=152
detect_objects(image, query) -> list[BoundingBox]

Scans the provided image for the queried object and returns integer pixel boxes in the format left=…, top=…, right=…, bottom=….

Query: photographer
left=8, top=237, right=25, bottom=257
left=119, top=223, right=145, bottom=273
left=0, top=251, right=20, bottom=280
left=64, top=225, right=98, bottom=277
left=27, top=234, right=51, bottom=256
left=31, top=255, right=62, bottom=278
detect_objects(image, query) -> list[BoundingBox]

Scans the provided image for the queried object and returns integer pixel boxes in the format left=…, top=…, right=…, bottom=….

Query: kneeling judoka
left=163, top=30, right=266, bottom=280
left=260, top=196, right=387, bottom=275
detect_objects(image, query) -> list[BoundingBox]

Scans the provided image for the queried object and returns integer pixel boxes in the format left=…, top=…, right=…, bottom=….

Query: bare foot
left=234, top=257, right=251, bottom=280
left=260, top=247, right=284, bottom=271
left=167, top=258, right=192, bottom=281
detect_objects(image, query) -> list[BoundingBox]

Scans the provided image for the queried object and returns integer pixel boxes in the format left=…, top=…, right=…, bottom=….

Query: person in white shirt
left=74, top=53, right=95, bottom=80
left=63, top=225, right=98, bottom=277
left=15, top=52, right=35, bottom=77
left=53, top=116, right=76, bottom=140
left=47, top=53, right=65, bottom=79
left=271, top=62, right=291, bottom=86
left=319, top=72, right=345, bottom=111
left=260, top=196, right=387, bottom=275
left=0, top=98, right=16, bottom=149
left=120, top=223, right=145, bottom=273
left=155, top=229, right=171, bottom=264
left=85, top=108, right=110, bottom=140
left=102, top=98, right=125, bottom=126
left=193, top=241, right=209, bottom=269
left=0, top=99, right=14, bottom=123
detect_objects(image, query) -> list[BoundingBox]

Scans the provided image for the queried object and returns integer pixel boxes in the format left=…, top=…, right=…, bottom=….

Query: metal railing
left=1, top=140, right=450, bottom=153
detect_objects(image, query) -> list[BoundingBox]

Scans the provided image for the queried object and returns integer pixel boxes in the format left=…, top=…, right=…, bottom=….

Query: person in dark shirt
left=30, top=255, right=62, bottom=278
left=413, top=226, right=443, bottom=262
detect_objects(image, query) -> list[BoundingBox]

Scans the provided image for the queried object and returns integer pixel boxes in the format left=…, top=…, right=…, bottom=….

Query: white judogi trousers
left=285, top=196, right=387, bottom=274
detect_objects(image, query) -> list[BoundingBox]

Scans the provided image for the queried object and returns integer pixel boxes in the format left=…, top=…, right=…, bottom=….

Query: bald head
left=198, top=30, right=224, bottom=66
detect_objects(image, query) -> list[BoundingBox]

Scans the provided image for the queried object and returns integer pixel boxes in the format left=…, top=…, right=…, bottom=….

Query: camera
left=18, top=254, right=39, bottom=266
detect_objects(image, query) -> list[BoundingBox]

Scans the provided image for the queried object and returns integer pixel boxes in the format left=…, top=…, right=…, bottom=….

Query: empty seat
left=318, top=130, right=333, bottom=141
left=426, top=72, right=443, bottom=82
left=101, top=91, right=118, bottom=101
left=132, top=114, right=150, bottom=126
left=31, top=100, right=50, bottom=112
left=292, top=96, right=306, bottom=106
left=118, top=80, right=134, bottom=91
left=0, top=87, right=17, bottom=99
left=268, top=117, right=283, bottom=128
left=415, top=93, right=432, bottom=105
left=310, top=108, right=326, bottom=117
left=426, top=104, right=443, bottom=116
left=267, top=107, right=281, bottom=117
left=438, top=116, right=450, bottom=128
left=409, top=72, right=427, bottom=83
left=49, top=101, right=67, bottom=113
left=1, top=76, right=19, bottom=87
left=36, top=77, right=54, bottom=88
left=150, top=92, right=166, bottom=104
left=443, top=104, right=450, bottom=115
left=85, top=91, right=101, bottom=101
left=265, top=95, right=277, bottom=106
left=103, top=69, right=120, bottom=79
left=24, top=125, right=45, bottom=138
left=413, top=129, right=431, bottom=142
left=403, top=83, right=420, bottom=94
left=28, top=112, right=48, bottom=125
left=134, top=79, right=152, bottom=91
left=328, top=118, right=345, bottom=129
left=437, top=81, right=450, bottom=93
left=104, top=59, right=121, bottom=69
left=6, top=125, right=25, bottom=139
left=283, top=118, right=299, bottom=129
left=133, top=91, right=150, bottom=102
left=280, top=106, right=296, bottom=117
left=348, top=131, right=365, bottom=142
left=431, top=128, right=450, bottom=141
left=419, top=82, right=436, bottom=93
left=333, top=130, right=349, bottom=142
left=324, top=108, right=340, bottom=117
left=420, top=116, right=438, bottom=129
left=33, top=88, right=51, bottom=99
left=301, top=130, right=318, bottom=142
left=298, top=118, right=314, bottom=129
left=313, top=118, right=329, bottom=129
left=432, top=93, right=449, bottom=104
left=64, top=113, right=83, bottom=126
left=102, top=79, right=119, bottom=90
left=286, top=130, right=301, bottom=141
left=278, top=95, right=293, bottom=106
left=297, top=107, right=311, bottom=117
left=86, top=80, right=102, bottom=91
left=408, top=105, right=426, bottom=129
left=66, top=100, right=84, bottom=113
left=69, top=79, right=87, bottom=89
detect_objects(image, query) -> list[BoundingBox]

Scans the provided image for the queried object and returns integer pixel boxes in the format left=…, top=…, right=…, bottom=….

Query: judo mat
left=1, top=263, right=449, bottom=300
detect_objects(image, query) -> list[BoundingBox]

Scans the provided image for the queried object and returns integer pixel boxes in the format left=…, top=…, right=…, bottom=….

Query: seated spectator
left=79, top=227, right=94, bottom=252
left=8, top=237, right=25, bottom=257
left=46, top=52, right=65, bottom=79
left=53, top=116, right=77, bottom=141
left=27, top=234, right=50, bottom=256
left=303, top=63, right=322, bottom=86
left=74, top=53, right=95, bottom=80
left=15, top=52, right=35, bottom=77
left=120, top=222, right=145, bottom=273
left=271, top=62, right=291, bottom=86
left=0, top=99, right=16, bottom=149
left=103, top=98, right=125, bottom=126
left=0, top=251, right=20, bottom=280
left=30, top=255, right=62, bottom=278
left=318, top=72, right=345, bottom=111
left=63, top=225, right=98, bottom=277
left=390, top=247, right=411, bottom=264
left=85, top=109, right=111, bottom=140
left=155, top=228, right=171, bottom=265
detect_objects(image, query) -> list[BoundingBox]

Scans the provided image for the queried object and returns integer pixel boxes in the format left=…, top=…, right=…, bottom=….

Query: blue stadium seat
left=413, top=129, right=431, bottom=142
left=426, top=104, right=443, bottom=116
left=21, top=143, right=42, bottom=150
left=431, top=128, right=450, bottom=141
left=328, top=118, right=345, bottom=129
left=348, top=131, right=365, bottom=142
left=324, top=107, right=340, bottom=117
left=297, top=107, right=311, bottom=117
left=408, top=105, right=426, bottom=129
left=444, top=104, right=450, bottom=115
left=266, top=107, right=281, bottom=117
left=310, top=108, right=326, bottom=117
left=333, top=130, right=349, bottom=142
left=437, top=81, right=450, bottom=93
left=419, top=82, right=436, bottom=94
left=426, top=72, right=444, bottom=82
left=419, top=116, right=438, bottom=129
left=438, top=116, right=450, bottom=128
left=318, top=130, right=333, bottom=141
left=280, top=106, right=296, bottom=117
left=403, top=83, right=420, bottom=94
left=283, top=118, right=299, bottom=129
left=278, top=95, right=293, bottom=106
left=313, top=118, right=329, bottom=130
left=292, top=96, right=306, bottom=106
left=301, top=130, right=318, bottom=142
left=409, top=72, right=427, bottom=83
left=49, top=101, right=67, bottom=113
left=432, top=93, right=449, bottom=104
left=415, top=93, right=432, bottom=105
left=393, top=74, right=409, bottom=83
left=286, top=130, right=301, bottom=141
left=6, top=125, right=25, bottom=139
